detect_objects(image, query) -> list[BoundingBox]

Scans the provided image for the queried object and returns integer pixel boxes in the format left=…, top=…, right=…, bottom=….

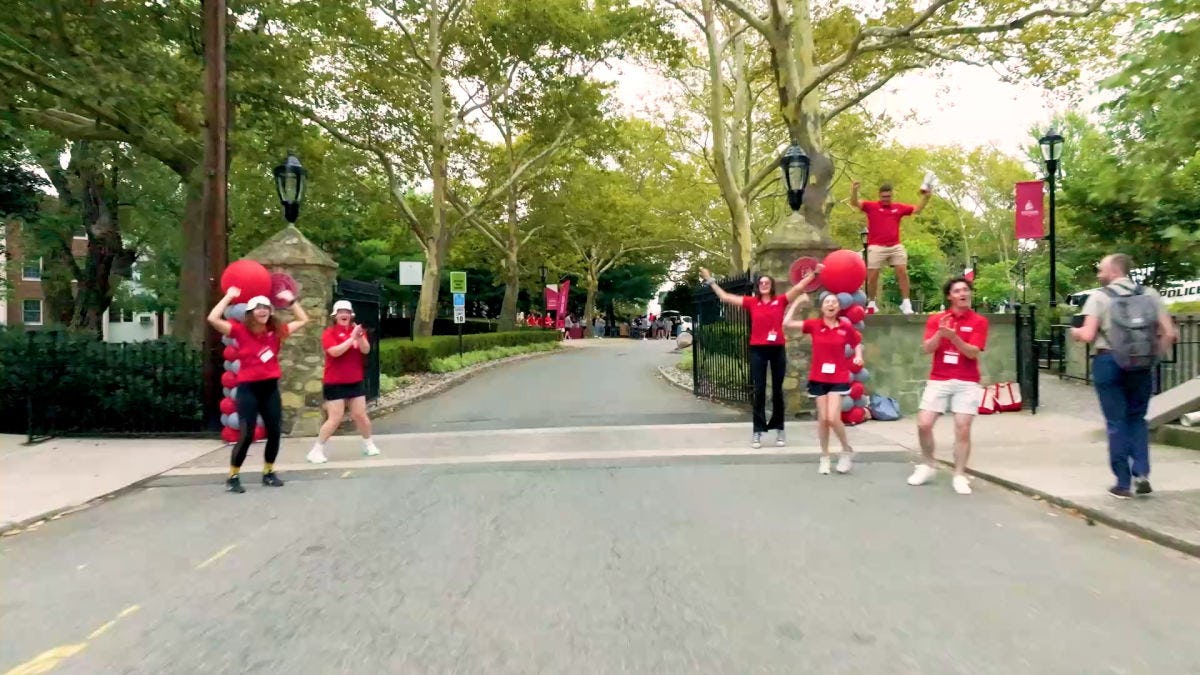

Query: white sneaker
left=836, top=451, right=854, bottom=474
left=751, top=433, right=762, bottom=449
left=775, top=430, right=786, bottom=447
left=306, top=446, right=328, bottom=464
left=818, top=455, right=832, bottom=475
left=907, top=464, right=936, bottom=486
left=363, top=441, right=381, bottom=457
left=900, top=298, right=914, bottom=315
left=867, top=300, right=878, bottom=312
left=953, top=474, right=972, bottom=495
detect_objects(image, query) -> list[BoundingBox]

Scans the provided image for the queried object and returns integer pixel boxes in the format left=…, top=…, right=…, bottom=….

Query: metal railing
left=1014, top=304, right=1040, bottom=413
left=692, top=273, right=753, bottom=404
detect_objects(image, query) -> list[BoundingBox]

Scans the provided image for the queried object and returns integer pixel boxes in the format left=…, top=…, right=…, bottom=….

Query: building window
left=23, top=299, right=42, bottom=325
left=22, top=257, right=42, bottom=280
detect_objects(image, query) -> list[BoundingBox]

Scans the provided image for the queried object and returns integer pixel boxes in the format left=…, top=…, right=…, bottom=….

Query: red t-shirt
left=228, top=319, right=289, bottom=384
left=861, top=201, right=916, bottom=247
left=802, top=318, right=861, bottom=383
left=924, top=309, right=989, bottom=382
left=742, top=295, right=788, bottom=346
left=322, top=325, right=365, bottom=385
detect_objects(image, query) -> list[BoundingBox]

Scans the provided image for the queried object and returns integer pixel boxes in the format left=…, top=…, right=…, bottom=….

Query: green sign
left=449, top=271, right=467, bottom=294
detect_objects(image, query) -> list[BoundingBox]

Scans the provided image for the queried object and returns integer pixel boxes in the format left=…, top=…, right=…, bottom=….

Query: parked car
left=679, top=315, right=693, bottom=333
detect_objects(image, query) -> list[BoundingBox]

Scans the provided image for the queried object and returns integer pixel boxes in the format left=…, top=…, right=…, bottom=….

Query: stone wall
left=247, top=225, right=338, bottom=435
left=861, top=313, right=1017, bottom=414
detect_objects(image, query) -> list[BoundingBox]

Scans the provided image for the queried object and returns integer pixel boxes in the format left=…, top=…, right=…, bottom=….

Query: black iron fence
left=1013, top=304, right=1040, bottom=413
left=333, top=279, right=382, bottom=401
left=0, top=329, right=204, bottom=441
left=692, top=273, right=753, bottom=404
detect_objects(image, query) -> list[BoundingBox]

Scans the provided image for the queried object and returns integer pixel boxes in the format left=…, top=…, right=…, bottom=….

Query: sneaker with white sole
left=818, top=455, right=832, bottom=475
left=306, top=446, right=329, bottom=464
left=907, top=464, right=936, bottom=486
left=775, top=430, right=786, bottom=447
left=900, top=298, right=914, bottom=315
left=363, top=441, right=381, bottom=457
left=751, top=433, right=762, bottom=449
left=952, top=474, right=972, bottom=495
left=867, top=300, right=878, bottom=313
left=836, top=451, right=854, bottom=474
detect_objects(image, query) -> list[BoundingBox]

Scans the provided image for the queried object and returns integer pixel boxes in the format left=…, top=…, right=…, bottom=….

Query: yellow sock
left=229, top=466, right=240, bottom=478
left=263, top=463, right=274, bottom=474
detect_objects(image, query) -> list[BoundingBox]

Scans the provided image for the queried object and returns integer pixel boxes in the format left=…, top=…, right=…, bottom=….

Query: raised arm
left=277, top=289, right=309, bottom=335
left=699, top=268, right=744, bottom=307
left=849, top=181, right=861, bottom=209
left=783, top=297, right=807, bottom=331
left=207, top=286, right=240, bottom=336
left=784, top=264, right=822, bottom=303
left=912, top=190, right=933, bottom=215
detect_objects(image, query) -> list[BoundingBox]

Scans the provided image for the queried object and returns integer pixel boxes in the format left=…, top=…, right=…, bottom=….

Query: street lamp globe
left=273, top=153, right=307, bottom=223
left=1039, top=127, right=1064, bottom=167
left=779, top=145, right=810, bottom=212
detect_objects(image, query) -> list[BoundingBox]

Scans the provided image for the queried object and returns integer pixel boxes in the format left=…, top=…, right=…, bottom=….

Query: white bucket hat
left=330, top=300, right=355, bottom=316
left=246, top=295, right=272, bottom=310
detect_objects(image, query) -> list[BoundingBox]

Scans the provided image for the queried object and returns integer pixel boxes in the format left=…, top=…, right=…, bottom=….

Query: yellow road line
left=4, top=605, right=140, bottom=675
left=195, top=544, right=237, bottom=570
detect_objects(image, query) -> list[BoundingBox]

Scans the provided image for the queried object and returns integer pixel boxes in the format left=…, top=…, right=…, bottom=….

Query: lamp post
left=779, top=145, right=811, bottom=212
left=1039, top=127, right=1064, bottom=308
left=970, top=255, right=980, bottom=309
left=274, top=153, right=307, bottom=223
left=860, top=229, right=869, bottom=263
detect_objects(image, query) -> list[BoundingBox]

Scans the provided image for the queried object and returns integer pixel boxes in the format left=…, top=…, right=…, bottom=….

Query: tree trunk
left=414, top=5, right=449, bottom=338
left=498, top=252, right=520, bottom=331
left=414, top=238, right=446, bottom=336
left=496, top=153, right=521, bottom=331
left=583, top=268, right=599, bottom=332
left=173, top=163, right=208, bottom=346
left=71, top=153, right=126, bottom=337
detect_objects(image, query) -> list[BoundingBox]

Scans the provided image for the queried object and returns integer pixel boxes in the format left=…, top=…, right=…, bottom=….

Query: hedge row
left=379, top=329, right=561, bottom=375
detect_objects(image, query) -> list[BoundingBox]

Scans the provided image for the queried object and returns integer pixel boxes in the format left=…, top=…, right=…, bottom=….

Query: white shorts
left=919, top=379, right=983, bottom=416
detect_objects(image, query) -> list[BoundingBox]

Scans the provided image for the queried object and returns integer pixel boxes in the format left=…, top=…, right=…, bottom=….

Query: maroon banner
left=557, top=279, right=571, bottom=314
left=1014, top=180, right=1045, bottom=239
left=544, top=284, right=558, bottom=310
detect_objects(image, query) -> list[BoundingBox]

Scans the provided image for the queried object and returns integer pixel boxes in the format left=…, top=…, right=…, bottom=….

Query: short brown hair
left=879, top=182, right=894, bottom=192
left=942, top=276, right=973, bottom=299
left=1109, top=253, right=1133, bottom=276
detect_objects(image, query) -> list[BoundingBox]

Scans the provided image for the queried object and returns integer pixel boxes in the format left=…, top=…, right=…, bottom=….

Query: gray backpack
left=1101, top=285, right=1160, bottom=370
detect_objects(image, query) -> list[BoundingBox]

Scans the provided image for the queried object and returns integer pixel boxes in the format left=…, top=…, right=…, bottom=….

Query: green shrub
left=429, top=342, right=559, bottom=374
left=677, top=349, right=694, bottom=373
left=379, top=329, right=560, bottom=375
left=1168, top=301, right=1200, bottom=315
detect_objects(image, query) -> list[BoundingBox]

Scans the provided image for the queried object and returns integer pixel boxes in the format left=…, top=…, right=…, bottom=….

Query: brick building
left=2, top=220, right=87, bottom=328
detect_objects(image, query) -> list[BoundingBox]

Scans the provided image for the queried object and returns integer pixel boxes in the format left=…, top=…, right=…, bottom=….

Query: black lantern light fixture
left=860, top=229, right=869, bottom=263
left=273, top=153, right=307, bottom=224
left=1038, top=127, right=1064, bottom=308
left=779, top=144, right=811, bottom=212
left=539, top=264, right=547, bottom=285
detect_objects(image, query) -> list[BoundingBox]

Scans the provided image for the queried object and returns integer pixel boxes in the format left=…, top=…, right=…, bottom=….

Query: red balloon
left=223, top=346, right=238, bottom=361
left=221, top=427, right=239, bottom=443
left=253, top=425, right=267, bottom=441
left=849, top=360, right=864, bottom=374
left=849, top=382, right=864, bottom=400
left=269, top=272, right=299, bottom=309
left=820, top=249, right=867, bottom=294
left=788, top=256, right=822, bottom=292
left=845, top=305, right=866, bottom=324
left=221, top=371, right=237, bottom=388
left=842, top=407, right=867, bottom=425
left=219, top=397, right=237, bottom=415
left=220, top=259, right=271, bottom=303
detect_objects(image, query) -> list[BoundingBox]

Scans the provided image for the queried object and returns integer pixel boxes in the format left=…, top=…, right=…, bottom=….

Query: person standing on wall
left=207, top=287, right=309, bottom=493
left=850, top=181, right=931, bottom=314
left=699, top=266, right=819, bottom=449
left=1071, top=254, right=1178, bottom=499
left=307, top=300, right=381, bottom=464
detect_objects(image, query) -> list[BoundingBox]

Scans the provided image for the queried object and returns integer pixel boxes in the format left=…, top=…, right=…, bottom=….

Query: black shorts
left=323, top=381, right=365, bottom=402
left=807, top=380, right=851, bottom=397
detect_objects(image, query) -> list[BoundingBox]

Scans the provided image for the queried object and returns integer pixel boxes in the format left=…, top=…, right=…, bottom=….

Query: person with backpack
left=1071, top=254, right=1178, bottom=499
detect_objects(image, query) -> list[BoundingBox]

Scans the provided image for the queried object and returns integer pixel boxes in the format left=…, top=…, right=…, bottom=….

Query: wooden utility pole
left=202, top=0, right=229, bottom=427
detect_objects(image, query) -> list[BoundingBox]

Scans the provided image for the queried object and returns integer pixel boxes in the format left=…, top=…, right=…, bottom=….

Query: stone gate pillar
left=246, top=225, right=338, bottom=436
left=753, top=211, right=839, bottom=417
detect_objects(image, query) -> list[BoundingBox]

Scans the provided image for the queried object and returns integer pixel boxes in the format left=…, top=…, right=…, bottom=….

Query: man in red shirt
left=850, top=181, right=932, bottom=315
left=908, top=276, right=989, bottom=495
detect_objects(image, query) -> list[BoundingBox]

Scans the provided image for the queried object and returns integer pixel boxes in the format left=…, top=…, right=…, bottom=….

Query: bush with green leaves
left=428, top=342, right=559, bottom=374
left=379, top=329, right=560, bottom=375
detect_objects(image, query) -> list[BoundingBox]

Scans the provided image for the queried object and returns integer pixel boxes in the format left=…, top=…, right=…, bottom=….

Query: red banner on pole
left=544, top=284, right=558, bottom=310
left=557, top=279, right=571, bottom=314
left=1014, top=180, right=1045, bottom=239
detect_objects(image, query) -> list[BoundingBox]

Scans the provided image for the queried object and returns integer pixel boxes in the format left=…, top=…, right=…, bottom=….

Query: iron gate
left=692, top=272, right=753, bottom=404
left=1013, top=304, right=1039, bottom=413
left=333, top=279, right=382, bottom=401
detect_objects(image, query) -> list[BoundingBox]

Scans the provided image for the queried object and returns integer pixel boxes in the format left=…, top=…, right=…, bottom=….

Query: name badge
left=961, top=326, right=974, bottom=333
left=767, top=331, right=778, bottom=342
left=942, top=352, right=959, bottom=365
left=259, top=348, right=275, bottom=363
left=821, top=362, right=836, bottom=374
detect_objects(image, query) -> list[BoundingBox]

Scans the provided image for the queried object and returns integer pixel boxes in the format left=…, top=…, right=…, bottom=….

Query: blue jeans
left=1091, top=353, right=1153, bottom=489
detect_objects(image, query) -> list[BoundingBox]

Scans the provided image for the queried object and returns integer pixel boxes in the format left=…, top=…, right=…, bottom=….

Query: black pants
left=750, top=345, right=787, bottom=433
left=231, top=378, right=283, bottom=469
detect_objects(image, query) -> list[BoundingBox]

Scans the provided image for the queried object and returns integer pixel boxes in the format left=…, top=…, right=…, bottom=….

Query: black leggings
left=231, top=379, right=283, bottom=468
left=750, top=345, right=787, bottom=433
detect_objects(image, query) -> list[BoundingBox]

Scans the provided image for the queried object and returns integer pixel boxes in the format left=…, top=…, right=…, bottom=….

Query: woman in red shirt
left=207, top=286, right=310, bottom=493
left=784, top=293, right=864, bottom=475
left=306, top=300, right=379, bottom=464
left=699, top=266, right=817, bottom=449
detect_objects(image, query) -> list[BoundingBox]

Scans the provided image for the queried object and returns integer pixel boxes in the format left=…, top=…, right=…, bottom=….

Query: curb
left=951, top=461, right=1200, bottom=559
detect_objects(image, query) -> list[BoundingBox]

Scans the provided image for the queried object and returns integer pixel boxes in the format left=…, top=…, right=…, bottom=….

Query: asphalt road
left=3, top=458, right=1199, bottom=674
left=373, top=339, right=744, bottom=434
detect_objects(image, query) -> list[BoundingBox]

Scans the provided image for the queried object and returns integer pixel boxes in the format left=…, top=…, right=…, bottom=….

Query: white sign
left=453, top=306, right=466, bottom=324
left=399, top=261, right=423, bottom=286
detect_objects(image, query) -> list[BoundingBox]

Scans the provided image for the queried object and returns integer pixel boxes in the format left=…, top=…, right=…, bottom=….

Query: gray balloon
left=840, top=397, right=854, bottom=412
left=818, top=290, right=830, bottom=302
left=852, top=290, right=867, bottom=306
left=854, top=368, right=871, bottom=383
left=225, top=303, right=248, bottom=322
left=223, top=387, right=232, bottom=398
left=227, top=412, right=240, bottom=429
left=227, top=360, right=240, bottom=374
left=220, top=414, right=229, bottom=427
left=257, top=415, right=264, bottom=427
left=228, top=387, right=237, bottom=400
left=855, top=396, right=870, bottom=408
left=836, top=292, right=854, bottom=309
left=854, top=321, right=866, bottom=331
left=844, top=345, right=854, bottom=358
left=221, top=336, right=235, bottom=346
